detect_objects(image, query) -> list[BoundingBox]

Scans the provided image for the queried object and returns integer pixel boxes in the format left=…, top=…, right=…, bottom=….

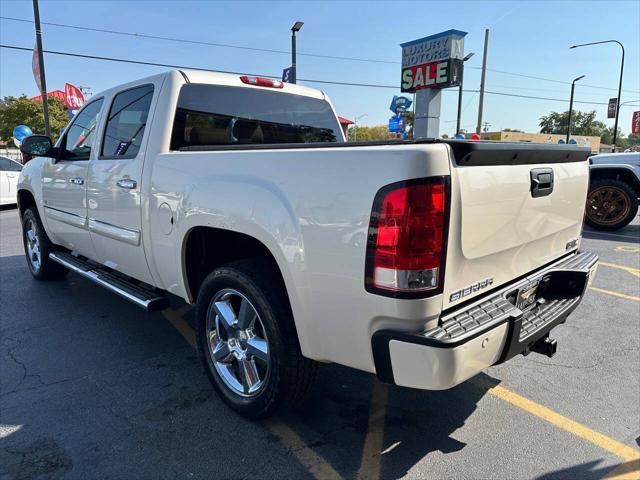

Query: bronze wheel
left=585, top=179, right=638, bottom=231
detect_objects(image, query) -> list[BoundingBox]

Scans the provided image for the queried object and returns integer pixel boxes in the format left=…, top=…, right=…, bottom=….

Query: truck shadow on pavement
left=0, top=252, right=622, bottom=480
left=0, top=251, right=496, bottom=480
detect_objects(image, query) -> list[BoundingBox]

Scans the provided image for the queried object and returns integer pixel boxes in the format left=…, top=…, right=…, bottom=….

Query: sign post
left=400, top=29, right=467, bottom=139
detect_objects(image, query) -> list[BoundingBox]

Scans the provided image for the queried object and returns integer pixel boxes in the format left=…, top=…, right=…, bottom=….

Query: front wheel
left=585, top=179, right=638, bottom=231
left=195, top=260, right=317, bottom=418
left=21, top=207, right=68, bottom=280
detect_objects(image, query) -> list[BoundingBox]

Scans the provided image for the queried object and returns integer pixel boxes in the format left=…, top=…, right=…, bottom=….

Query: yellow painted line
left=161, top=309, right=197, bottom=349
left=590, top=287, right=640, bottom=302
left=162, top=306, right=342, bottom=480
left=603, top=458, right=640, bottom=479
left=163, top=305, right=640, bottom=476
left=356, top=380, right=389, bottom=480
left=264, top=418, right=343, bottom=480
left=599, top=261, right=640, bottom=278
left=472, top=378, right=640, bottom=463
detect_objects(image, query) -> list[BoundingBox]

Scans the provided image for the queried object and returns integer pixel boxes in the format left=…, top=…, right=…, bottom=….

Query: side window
left=8, top=159, right=23, bottom=172
left=0, top=157, right=12, bottom=171
left=63, top=99, right=104, bottom=161
left=101, top=84, right=154, bottom=159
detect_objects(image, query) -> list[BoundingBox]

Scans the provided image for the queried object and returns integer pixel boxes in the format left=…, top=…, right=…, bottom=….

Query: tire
left=585, top=178, right=638, bottom=231
left=195, top=259, right=317, bottom=418
left=21, top=207, right=69, bottom=281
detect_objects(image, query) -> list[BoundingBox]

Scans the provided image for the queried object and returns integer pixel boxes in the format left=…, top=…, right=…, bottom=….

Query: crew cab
left=17, top=70, right=598, bottom=418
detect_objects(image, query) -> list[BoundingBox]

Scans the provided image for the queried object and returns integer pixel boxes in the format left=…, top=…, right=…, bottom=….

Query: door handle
left=116, top=178, right=137, bottom=189
left=530, top=168, right=554, bottom=198
left=69, top=177, right=84, bottom=185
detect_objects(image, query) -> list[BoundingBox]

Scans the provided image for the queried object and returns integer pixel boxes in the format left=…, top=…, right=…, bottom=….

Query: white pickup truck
left=18, top=70, right=598, bottom=418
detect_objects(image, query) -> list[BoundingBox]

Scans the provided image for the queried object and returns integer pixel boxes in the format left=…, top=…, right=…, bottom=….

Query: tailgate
left=442, top=142, right=591, bottom=310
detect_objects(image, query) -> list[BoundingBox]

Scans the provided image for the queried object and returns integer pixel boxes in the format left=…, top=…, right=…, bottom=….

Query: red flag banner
left=633, top=111, right=640, bottom=135
left=32, top=42, right=42, bottom=93
left=64, top=83, right=85, bottom=110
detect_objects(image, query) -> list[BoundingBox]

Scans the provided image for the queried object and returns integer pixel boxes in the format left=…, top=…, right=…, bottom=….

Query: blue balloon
left=13, top=125, right=33, bottom=142
left=454, top=133, right=465, bottom=140
left=557, top=139, right=566, bottom=144
left=569, top=138, right=577, bottom=144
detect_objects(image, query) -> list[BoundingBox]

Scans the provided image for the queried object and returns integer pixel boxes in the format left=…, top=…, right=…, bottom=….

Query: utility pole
left=291, top=21, right=304, bottom=84
left=32, top=0, right=51, bottom=137
left=476, top=29, right=489, bottom=135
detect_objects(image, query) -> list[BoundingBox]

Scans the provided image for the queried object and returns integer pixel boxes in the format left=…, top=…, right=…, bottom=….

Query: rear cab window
left=170, top=84, right=342, bottom=150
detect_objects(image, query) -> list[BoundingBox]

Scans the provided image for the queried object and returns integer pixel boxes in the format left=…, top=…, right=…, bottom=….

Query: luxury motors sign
left=401, top=29, right=467, bottom=93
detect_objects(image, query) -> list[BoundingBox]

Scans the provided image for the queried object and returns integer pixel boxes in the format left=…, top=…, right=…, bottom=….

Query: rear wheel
left=585, top=178, right=638, bottom=231
left=21, top=207, right=68, bottom=280
left=195, top=260, right=317, bottom=418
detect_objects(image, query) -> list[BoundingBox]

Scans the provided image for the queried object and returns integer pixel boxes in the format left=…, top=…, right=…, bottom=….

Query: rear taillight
left=365, top=177, right=449, bottom=298
left=240, top=75, right=284, bottom=88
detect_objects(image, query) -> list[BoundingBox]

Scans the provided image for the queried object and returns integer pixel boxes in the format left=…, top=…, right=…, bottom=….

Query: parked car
left=17, top=70, right=598, bottom=418
left=0, top=155, right=23, bottom=206
left=586, top=152, right=640, bottom=231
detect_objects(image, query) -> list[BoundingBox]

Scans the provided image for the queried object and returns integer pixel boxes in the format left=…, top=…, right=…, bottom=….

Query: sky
left=1, top=0, right=639, bottom=137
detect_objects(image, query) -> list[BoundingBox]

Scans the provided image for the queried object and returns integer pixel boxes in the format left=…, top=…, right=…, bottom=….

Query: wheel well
left=17, top=189, right=36, bottom=217
left=183, top=227, right=285, bottom=302
left=590, top=168, right=640, bottom=197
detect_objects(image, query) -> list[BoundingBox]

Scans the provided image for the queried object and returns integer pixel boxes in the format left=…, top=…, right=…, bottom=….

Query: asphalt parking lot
left=1, top=206, right=638, bottom=480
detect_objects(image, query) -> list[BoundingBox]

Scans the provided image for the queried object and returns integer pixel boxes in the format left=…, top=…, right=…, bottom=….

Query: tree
left=348, top=125, right=397, bottom=141
left=537, top=109, right=628, bottom=147
left=502, top=128, right=523, bottom=132
left=0, top=95, right=69, bottom=143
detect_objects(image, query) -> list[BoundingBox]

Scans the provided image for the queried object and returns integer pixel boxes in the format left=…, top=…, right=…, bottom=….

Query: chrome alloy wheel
left=206, top=289, right=270, bottom=397
left=24, top=218, right=42, bottom=273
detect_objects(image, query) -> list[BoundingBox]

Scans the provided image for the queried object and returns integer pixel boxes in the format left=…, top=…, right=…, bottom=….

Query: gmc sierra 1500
left=17, top=70, right=598, bottom=418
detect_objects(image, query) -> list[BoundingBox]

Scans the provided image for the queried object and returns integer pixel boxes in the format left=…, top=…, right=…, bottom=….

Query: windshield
left=171, top=84, right=342, bottom=149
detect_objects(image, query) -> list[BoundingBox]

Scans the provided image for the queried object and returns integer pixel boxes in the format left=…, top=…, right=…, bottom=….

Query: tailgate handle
left=530, top=168, right=554, bottom=198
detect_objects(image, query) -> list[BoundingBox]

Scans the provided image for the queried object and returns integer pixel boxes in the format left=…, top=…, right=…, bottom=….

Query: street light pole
left=570, top=40, right=624, bottom=148
left=456, top=52, right=474, bottom=136
left=567, top=74, right=585, bottom=143
left=291, top=21, right=304, bottom=84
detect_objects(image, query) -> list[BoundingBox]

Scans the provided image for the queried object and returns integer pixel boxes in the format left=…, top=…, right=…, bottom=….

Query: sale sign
left=64, top=83, right=85, bottom=110
left=401, top=59, right=462, bottom=92
left=633, top=111, right=640, bottom=134
left=400, top=30, right=467, bottom=93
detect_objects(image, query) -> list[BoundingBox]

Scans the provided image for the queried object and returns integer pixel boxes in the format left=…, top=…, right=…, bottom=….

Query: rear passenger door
left=86, top=83, right=157, bottom=284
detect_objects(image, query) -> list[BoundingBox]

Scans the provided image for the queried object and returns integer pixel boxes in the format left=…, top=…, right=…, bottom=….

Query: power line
left=1, top=43, right=635, bottom=107
left=475, top=67, right=640, bottom=95
left=0, top=15, right=397, bottom=65
left=2, top=15, right=638, bottom=95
